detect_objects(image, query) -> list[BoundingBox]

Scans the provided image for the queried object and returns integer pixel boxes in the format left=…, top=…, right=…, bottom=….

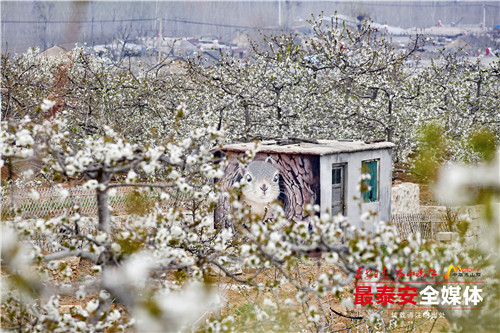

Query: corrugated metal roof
left=219, top=140, right=395, bottom=156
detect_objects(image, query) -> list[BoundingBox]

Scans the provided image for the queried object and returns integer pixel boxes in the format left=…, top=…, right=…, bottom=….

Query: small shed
left=215, top=139, right=394, bottom=230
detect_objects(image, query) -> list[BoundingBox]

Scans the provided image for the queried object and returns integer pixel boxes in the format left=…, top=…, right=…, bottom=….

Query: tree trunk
left=96, top=172, right=112, bottom=233
left=96, top=188, right=111, bottom=233
left=387, top=98, right=393, bottom=142
left=276, top=89, right=282, bottom=137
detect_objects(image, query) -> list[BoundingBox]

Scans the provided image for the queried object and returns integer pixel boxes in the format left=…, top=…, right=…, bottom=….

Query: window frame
left=362, top=159, right=379, bottom=203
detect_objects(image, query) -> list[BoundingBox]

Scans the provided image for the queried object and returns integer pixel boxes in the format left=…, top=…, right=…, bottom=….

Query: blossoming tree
left=1, top=16, right=499, bottom=332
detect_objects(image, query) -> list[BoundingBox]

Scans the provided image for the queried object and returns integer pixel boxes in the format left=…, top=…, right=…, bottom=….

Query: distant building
left=39, top=45, right=68, bottom=58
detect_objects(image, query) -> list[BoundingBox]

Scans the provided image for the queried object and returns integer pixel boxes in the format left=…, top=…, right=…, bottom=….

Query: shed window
left=362, top=160, right=379, bottom=202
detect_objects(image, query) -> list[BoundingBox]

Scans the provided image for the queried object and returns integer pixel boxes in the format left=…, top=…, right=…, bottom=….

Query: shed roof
left=219, top=139, right=395, bottom=156
left=40, top=45, right=68, bottom=57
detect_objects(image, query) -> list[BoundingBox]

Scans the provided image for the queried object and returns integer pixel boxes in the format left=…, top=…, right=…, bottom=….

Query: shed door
left=331, top=164, right=346, bottom=215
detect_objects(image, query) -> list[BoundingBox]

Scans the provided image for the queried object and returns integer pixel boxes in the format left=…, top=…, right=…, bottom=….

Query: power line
left=2, top=18, right=156, bottom=24
left=1, top=17, right=276, bottom=31
left=163, top=18, right=275, bottom=30
left=353, top=3, right=499, bottom=9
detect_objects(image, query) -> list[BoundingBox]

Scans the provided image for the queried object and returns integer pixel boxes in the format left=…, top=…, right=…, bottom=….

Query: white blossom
left=83, top=180, right=98, bottom=190
left=86, top=300, right=99, bottom=313
left=76, top=285, right=86, bottom=300
left=126, top=170, right=138, bottom=183
left=28, top=189, right=40, bottom=201
left=40, top=99, right=56, bottom=112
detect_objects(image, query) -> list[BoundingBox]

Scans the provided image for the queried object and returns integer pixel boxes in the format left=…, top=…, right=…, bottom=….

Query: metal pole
left=483, top=4, right=486, bottom=31
left=278, top=0, right=281, bottom=27
left=157, top=18, right=162, bottom=63
left=91, top=2, right=94, bottom=46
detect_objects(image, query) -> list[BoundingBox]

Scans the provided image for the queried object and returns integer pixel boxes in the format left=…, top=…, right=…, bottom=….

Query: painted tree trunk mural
left=215, top=152, right=320, bottom=227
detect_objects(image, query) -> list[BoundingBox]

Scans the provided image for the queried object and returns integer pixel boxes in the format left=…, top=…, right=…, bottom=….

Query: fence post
left=431, top=219, right=434, bottom=240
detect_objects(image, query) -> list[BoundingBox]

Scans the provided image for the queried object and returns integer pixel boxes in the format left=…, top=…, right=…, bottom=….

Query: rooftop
left=219, top=139, right=395, bottom=156
left=39, top=45, right=68, bottom=57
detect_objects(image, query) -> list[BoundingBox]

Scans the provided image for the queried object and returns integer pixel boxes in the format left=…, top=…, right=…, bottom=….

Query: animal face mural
left=240, top=158, right=280, bottom=217
left=215, top=152, right=321, bottom=227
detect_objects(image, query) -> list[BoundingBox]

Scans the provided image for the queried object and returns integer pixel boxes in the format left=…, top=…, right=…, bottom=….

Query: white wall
left=320, top=147, right=393, bottom=230
left=391, top=182, right=420, bottom=214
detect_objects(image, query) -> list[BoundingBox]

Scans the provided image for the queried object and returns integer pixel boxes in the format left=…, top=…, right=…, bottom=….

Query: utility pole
left=483, top=4, right=486, bottom=31
left=91, top=1, right=94, bottom=46
left=278, top=0, right=281, bottom=27
left=157, top=18, right=162, bottom=62
left=155, top=0, right=162, bottom=62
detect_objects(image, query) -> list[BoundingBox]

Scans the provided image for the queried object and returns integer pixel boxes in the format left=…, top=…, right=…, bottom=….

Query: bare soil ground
left=41, top=256, right=450, bottom=332
left=210, top=259, right=451, bottom=332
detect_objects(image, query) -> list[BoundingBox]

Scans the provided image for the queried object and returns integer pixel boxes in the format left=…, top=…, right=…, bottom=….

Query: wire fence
left=391, top=213, right=450, bottom=240
left=1, top=184, right=190, bottom=219
left=1, top=185, right=465, bottom=242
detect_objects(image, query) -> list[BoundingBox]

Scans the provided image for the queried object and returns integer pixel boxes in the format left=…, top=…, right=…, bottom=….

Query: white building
left=216, top=139, right=394, bottom=230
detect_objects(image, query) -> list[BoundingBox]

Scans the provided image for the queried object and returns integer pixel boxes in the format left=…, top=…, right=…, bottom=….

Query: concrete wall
left=421, top=205, right=484, bottom=250
left=320, top=147, right=393, bottom=230
left=391, top=182, right=420, bottom=215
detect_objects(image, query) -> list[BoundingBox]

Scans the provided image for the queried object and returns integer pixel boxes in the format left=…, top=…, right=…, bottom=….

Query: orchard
left=1, top=16, right=499, bottom=332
